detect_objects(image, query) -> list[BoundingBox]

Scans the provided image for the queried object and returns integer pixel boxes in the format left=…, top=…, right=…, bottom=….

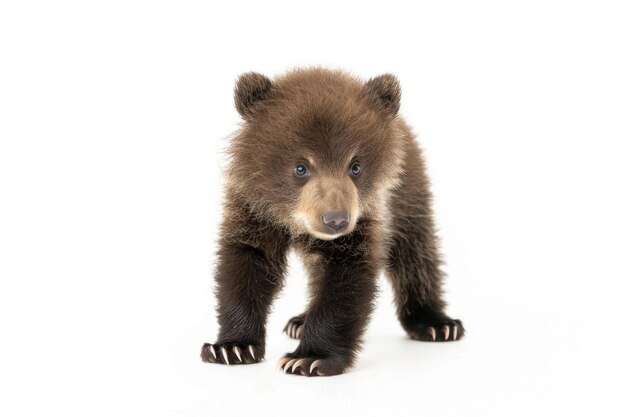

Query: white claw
left=428, top=327, right=436, bottom=341
left=293, top=359, right=307, bottom=373
left=442, top=325, right=450, bottom=341
left=233, top=346, right=242, bottom=363
left=284, top=359, right=297, bottom=373
left=248, top=345, right=256, bottom=360
left=452, top=325, right=458, bottom=341
left=310, top=359, right=322, bottom=375
left=288, top=323, right=294, bottom=337
left=220, top=346, right=229, bottom=365
left=295, top=325, right=303, bottom=339
left=209, top=345, right=217, bottom=360
left=277, top=356, right=290, bottom=371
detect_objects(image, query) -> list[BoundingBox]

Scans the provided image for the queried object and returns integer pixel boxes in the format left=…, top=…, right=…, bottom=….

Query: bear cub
left=201, top=68, right=464, bottom=376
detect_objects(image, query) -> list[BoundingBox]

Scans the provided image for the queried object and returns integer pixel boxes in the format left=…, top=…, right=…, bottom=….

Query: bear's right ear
left=364, top=74, right=401, bottom=117
left=234, top=72, right=273, bottom=121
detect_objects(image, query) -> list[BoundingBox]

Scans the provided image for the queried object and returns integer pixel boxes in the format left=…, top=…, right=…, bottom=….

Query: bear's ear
left=234, top=72, right=273, bottom=121
left=364, top=74, right=401, bottom=116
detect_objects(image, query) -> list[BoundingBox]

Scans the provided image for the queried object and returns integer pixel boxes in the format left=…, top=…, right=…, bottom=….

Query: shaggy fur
left=201, top=68, right=464, bottom=376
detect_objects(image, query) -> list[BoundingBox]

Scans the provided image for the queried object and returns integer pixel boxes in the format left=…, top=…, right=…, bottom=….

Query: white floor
left=4, top=251, right=623, bottom=417
left=180, top=257, right=625, bottom=417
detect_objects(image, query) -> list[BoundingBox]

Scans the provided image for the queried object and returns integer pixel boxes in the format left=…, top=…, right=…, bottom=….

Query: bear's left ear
left=364, top=74, right=401, bottom=117
left=234, top=72, right=273, bottom=121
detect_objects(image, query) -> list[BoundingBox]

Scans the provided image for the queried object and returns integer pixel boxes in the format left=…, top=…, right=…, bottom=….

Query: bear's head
left=227, top=68, right=406, bottom=240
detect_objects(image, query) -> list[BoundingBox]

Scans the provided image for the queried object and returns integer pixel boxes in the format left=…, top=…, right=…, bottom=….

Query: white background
left=1, top=1, right=625, bottom=416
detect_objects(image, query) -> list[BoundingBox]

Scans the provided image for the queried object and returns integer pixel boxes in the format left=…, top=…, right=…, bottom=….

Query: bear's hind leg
left=386, top=158, right=465, bottom=342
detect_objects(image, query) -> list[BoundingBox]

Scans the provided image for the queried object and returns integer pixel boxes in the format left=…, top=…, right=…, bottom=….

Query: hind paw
left=283, top=314, right=306, bottom=339
left=407, top=319, right=464, bottom=342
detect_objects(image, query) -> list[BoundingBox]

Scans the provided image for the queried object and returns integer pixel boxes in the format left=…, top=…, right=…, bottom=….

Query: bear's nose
left=321, top=211, right=350, bottom=232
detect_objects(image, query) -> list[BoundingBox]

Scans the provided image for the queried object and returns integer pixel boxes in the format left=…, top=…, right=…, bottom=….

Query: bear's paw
left=407, top=319, right=465, bottom=342
left=201, top=342, right=261, bottom=365
left=277, top=353, right=348, bottom=377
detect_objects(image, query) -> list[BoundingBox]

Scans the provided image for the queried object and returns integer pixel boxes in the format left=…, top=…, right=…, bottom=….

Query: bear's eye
left=294, top=163, right=309, bottom=178
left=350, top=162, right=362, bottom=176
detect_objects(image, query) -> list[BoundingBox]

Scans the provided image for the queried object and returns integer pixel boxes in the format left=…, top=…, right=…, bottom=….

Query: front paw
left=277, top=353, right=349, bottom=377
left=406, top=318, right=464, bottom=342
left=200, top=342, right=262, bottom=365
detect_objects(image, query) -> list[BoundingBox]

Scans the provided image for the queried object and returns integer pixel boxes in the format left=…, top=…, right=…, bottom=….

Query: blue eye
left=350, top=162, right=361, bottom=176
left=294, top=163, right=309, bottom=178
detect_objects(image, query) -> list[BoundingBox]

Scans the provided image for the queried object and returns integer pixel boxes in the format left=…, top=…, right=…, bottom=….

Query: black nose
left=321, top=211, right=350, bottom=232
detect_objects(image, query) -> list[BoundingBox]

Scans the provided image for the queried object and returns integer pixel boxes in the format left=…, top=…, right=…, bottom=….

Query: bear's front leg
left=201, top=231, right=288, bottom=365
left=278, top=236, right=378, bottom=376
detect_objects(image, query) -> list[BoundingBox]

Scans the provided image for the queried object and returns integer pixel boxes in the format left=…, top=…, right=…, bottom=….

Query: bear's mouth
left=310, top=227, right=352, bottom=240
left=308, top=228, right=354, bottom=241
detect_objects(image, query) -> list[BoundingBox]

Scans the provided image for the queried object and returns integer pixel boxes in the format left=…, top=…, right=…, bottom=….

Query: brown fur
left=201, top=68, right=464, bottom=376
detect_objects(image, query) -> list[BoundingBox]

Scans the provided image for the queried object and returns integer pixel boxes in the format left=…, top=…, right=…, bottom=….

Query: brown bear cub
left=201, top=68, right=464, bottom=377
